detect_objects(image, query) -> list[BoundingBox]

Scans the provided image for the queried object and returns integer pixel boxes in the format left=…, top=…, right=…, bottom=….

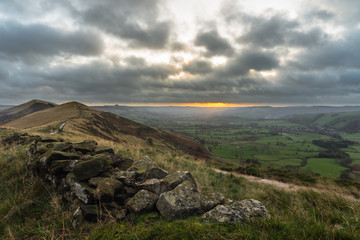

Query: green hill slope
left=284, top=111, right=360, bottom=133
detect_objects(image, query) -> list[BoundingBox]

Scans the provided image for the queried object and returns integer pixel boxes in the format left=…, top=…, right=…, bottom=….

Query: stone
left=201, top=199, right=270, bottom=223
left=49, top=160, right=78, bottom=175
left=201, top=192, right=225, bottom=212
left=73, top=154, right=112, bottom=181
left=88, top=177, right=105, bottom=187
left=156, top=180, right=204, bottom=219
left=95, top=147, right=115, bottom=155
left=163, top=171, right=197, bottom=189
left=66, top=173, right=95, bottom=204
left=115, top=193, right=128, bottom=205
left=73, top=140, right=98, bottom=154
left=126, top=190, right=158, bottom=213
left=40, top=150, right=79, bottom=166
left=39, top=138, right=58, bottom=143
left=95, top=178, right=123, bottom=202
left=52, top=143, right=73, bottom=152
left=137, top=178, right=169, bottom=195
left=116, top=158, right=134, bottom=170
left=124, top=186, right=138, bottom=196
left=128, top=156, right=168, bottom=180
left=80, top=205, right=99, bottom=222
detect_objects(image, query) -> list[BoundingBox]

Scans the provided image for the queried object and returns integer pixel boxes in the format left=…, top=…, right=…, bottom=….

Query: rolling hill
left=0, top=99, right=56, bottom=125
left=3, top=101, right=210, bottom=158
left=284, top=111, right=360, bottom=133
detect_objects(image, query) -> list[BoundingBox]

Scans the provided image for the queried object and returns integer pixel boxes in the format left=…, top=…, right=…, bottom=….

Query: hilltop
left=0, top=99, right=56, bottom=125
left=3, top=101, right=209, bottom=158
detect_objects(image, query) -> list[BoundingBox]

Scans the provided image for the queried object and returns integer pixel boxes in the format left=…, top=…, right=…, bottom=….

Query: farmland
left=130, top=117, right=360, bottom=180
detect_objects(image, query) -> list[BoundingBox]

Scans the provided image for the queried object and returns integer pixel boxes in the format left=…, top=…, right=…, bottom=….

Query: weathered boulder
left=95, top=178, right=123, bottom=202
left=201, top=199, right=270, bottom=223
left=72, top=140, right=97, bottom=154
left=40, top=150, right=79, bottom=166
left=126, top=190, right=158, bottom=213
left=156, top=180, right=204, bottom=219
left=112, top=170, right=137, bottom=187
left=163, top=171, right=197, bottom=189
left=49, top=159, right=78, bottom=175
left=201, top=192, right=225, bottom=212
left=137, top=178, right=169, bottom=195
left=128, top=156, right=168, bottom=180
left=66, top=173, right=95, bottom=204
left=73, top=154, right=112, bottom=181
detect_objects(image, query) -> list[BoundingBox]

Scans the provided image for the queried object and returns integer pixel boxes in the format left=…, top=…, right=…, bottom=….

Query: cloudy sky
left=0, top=0, right=359, bottom=106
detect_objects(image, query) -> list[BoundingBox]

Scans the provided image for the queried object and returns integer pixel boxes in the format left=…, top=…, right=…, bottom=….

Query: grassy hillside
left=3, top=101, right=209, bottom=158
left=0, top=99, right=56, bottom=125
left=285, top=111, right=360, bottom=133
left=1, top=129, right=360, bottom=239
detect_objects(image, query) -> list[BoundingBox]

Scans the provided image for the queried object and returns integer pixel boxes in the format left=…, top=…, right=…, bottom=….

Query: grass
left=2, top=130, right=360, bottom=239
left=301, top=158, right=348, bottom=178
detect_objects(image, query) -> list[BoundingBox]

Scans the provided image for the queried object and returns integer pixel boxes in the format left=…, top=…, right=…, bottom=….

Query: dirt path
left=213, top=169, right=359, bottom=202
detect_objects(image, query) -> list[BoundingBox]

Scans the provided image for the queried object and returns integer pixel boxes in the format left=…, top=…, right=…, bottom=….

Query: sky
left=0, top=0, right=359, bottom=106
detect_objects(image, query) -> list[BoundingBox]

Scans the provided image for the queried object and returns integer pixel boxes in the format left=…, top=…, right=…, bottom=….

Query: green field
left=301, top=158, right=347, bottom=178
left=136, top=117, right=360, bottom=179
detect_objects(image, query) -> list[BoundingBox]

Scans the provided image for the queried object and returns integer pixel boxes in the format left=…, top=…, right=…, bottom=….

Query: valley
left=2, top=101, right=360, bottom=239
left=99, top=107, right=360, bottom=182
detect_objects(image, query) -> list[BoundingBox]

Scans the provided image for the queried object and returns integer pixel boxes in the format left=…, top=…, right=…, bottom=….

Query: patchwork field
left=131, top=118, right=360, bottom=179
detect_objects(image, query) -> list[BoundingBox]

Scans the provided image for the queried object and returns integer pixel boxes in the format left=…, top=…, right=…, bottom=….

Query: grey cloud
left=305, top=9, right=335, bottom=21
left=0, top=67, right=9, bottom=81
left=183, top=60, right=213, bottom=75
left=195, top=30, right=234, bottom=56
left=0, top=21, right=104, bottom=62
left=170, top=42, right=188, bottom=51
left=239, top=14, right=327, bottom=48
left=291, top=30, right=360, bottom=70
left=81, top=0, right=171, bottom=49
left=221, top=50, right=279, bottom=76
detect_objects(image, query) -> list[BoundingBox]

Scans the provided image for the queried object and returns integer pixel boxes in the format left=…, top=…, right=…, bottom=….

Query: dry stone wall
left=1, top=132, right=271, bottom=225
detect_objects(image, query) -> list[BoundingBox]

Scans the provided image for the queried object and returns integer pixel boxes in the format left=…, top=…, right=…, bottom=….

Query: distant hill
left=284, top=111, right=360, bottom=133
left=3, top=101, right=209, bottom=158
left=0, top=99, right=56, bottom=125
left=95, top=105, right=360, bottom=121
left=0, top=105, right=13, bottom=111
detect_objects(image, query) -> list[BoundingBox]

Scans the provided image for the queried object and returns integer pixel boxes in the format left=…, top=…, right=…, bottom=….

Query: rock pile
left=2, top=133, right=271, bottom=225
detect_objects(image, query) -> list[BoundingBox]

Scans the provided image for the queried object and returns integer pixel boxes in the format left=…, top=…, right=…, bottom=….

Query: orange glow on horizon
left=175, top=102, right=256, bottom=107
left=103, top=102, right=264, bottom=107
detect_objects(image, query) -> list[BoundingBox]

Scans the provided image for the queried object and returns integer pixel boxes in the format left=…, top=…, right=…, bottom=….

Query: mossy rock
left=73, top=154, right=112, bottom=181
left=125, top=190, right=158, bottom=213
left=95, top=178, right=123, bottom=202
left=156, top=180, right=204, bottom=219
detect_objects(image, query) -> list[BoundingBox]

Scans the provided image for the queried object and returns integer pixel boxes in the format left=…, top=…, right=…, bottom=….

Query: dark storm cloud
left=291, top=29, right=360, bottom=70
left=80, top=0, right=171, bottom=49
left=183, top=60, right=213, bottom=75
left=195, top=30, right=234, bottom=56
left=221, top=50, right=279, bottom=76
left=0, top=21, right=104, bottom=62
left=239, top=14, right=327, bottom=48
